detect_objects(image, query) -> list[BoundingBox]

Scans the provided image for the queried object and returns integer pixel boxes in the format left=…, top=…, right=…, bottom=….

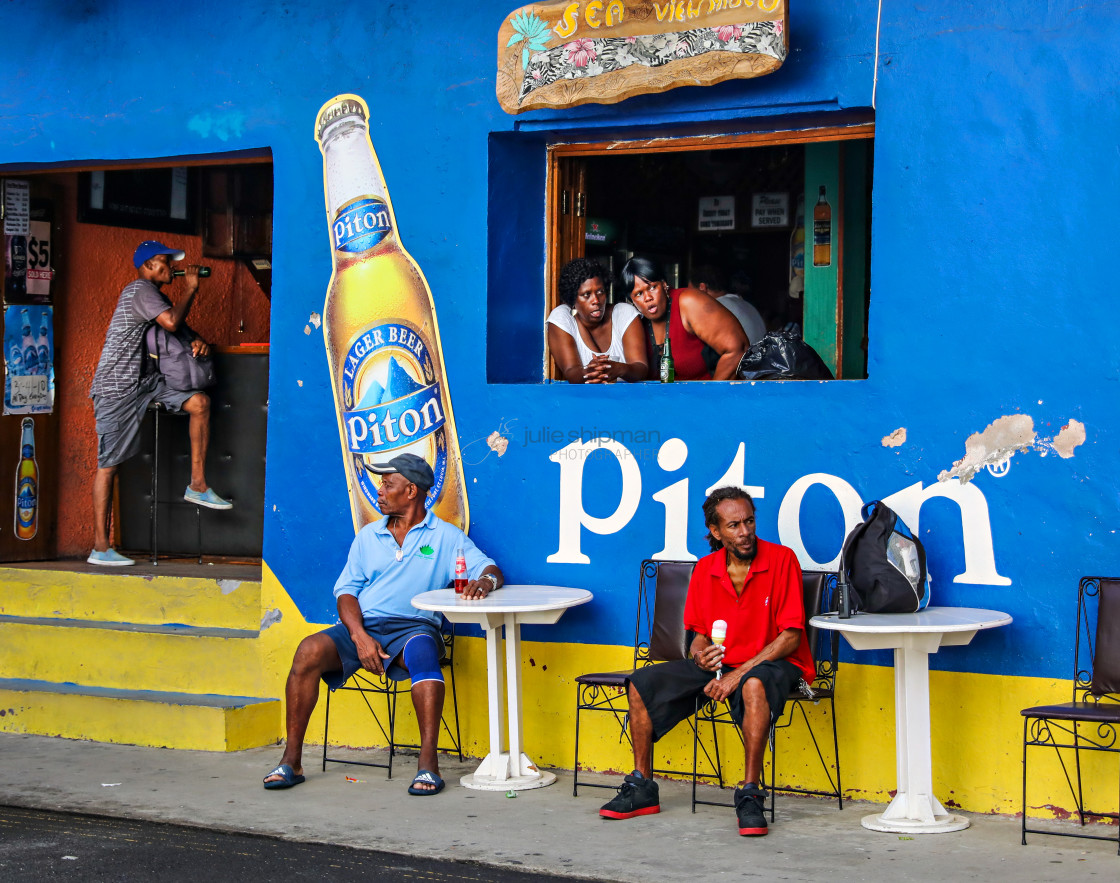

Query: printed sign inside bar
left=497, top=0, right=788, bottom=114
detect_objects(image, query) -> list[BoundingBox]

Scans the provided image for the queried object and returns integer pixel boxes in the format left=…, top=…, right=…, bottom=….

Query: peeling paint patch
left=938, top=415, right=1036, bottom=484
left=309, top=312, right=321, bottom=329
left=218, top=579, right=242, bottom=596
left=260, top=608, right=283, bottom=630
left=1052, top=419, right=1086, bottom=459
left=297, top=379, right=303, bottom=387
left=304, top=325, right=311, bottom=335
left=940, top=413, right=1088, bottom=482
left=487, top=430, right=509, bottom=457
left=882, top=427, right=906, bottom=448
left=187, top=111, right=246, bottom=141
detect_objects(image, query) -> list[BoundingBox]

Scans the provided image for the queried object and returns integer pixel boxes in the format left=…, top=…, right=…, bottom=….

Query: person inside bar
left=547, top=257, right=647, bottom=383
left=87, top=241, right=231, bottom=566
left=622, top=256, right=748, bottom=381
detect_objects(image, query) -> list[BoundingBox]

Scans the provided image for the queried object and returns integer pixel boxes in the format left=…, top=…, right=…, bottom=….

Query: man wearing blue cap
left=87, top=241, right=232, bottom=566
left=263, top=453, right=504, bottom=796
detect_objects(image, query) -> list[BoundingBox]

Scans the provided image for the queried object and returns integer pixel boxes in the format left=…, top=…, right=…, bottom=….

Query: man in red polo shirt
left=599, top=486, right=813, bottom=836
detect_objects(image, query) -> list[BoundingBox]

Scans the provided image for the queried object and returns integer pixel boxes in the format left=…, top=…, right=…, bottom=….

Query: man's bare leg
left=410, top=679, right=446, bottom=790
left=265, top=633, right=341, bottom=783
left=182, top=392, right=211, bottom=493
left=739, top=677, right=770, bottom=787
left=91, top=465, right=118, bottom=553
left=627, top=681, right=655, bottom=777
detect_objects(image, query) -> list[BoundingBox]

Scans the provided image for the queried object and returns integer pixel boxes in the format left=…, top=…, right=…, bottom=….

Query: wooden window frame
left=544, top=123, right=874, bottom=380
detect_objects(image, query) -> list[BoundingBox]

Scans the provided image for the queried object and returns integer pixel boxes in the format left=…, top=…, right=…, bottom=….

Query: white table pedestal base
left=461, top=752, right=557, bottom=791
left=862, top=790, right=970, bottom=833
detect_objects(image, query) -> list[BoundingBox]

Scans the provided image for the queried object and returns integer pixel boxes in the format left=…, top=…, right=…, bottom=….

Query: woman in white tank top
left=546, top=258, right=648, bottom=383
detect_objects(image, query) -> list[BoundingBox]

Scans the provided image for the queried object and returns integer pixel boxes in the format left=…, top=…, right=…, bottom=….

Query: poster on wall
left=698, top=195, right=735, bottom=232
left=4, top=304, right=54, bottom=415
left=2, top=179, right=30, bottom=235
left=3, top=198, right=52, bottom=305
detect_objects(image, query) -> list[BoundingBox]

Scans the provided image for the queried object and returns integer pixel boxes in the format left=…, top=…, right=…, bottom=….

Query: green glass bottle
left=659, top=331, right=675, bottom=383
left=172, top=266, right=212, bottom=277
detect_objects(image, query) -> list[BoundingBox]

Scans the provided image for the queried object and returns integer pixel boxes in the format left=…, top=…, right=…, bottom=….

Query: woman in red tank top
left=621, top=257, right=748, bottom=381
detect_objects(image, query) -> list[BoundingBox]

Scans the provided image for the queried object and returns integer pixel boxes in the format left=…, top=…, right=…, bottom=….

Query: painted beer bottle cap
left=316, top=96, right=367, bottom=141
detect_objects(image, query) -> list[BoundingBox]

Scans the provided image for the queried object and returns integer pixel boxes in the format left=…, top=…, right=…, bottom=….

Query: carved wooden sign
left=497, top=1, right=788, bottom=115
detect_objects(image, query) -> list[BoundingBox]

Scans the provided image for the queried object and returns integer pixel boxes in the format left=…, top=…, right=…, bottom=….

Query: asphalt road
left=0, top=805, right=597, bottom=882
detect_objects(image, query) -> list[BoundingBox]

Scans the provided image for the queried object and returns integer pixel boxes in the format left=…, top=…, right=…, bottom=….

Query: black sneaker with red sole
left=735, top=783, right=768, bottom=835
left=599, top=770, right=660, bottom=819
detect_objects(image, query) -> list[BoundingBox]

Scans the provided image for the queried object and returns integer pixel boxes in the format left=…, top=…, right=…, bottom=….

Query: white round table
left=412, top=585, right=592, bottom=791
left=811, top=607, right=1012, bottom=834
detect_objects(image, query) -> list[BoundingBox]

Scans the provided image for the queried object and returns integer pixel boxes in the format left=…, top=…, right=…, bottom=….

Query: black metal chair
left=321, top=626, right=462, bottom=779
left=1021, top=576, right=1120, bottom=853
left=572, top=559, right=696, bottom=795
left=691, top=571, right=842, bottom=818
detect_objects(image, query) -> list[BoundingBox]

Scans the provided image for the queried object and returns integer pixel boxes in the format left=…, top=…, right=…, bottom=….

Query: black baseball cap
left=370, top=453, right=434, bottom=490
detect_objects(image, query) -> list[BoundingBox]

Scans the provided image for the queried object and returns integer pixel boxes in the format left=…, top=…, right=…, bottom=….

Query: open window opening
left=484, top=121, right=873, bottom=384
left=0, top=151, right=272, bottom=564
left=548, top=127, right=873, bottom=381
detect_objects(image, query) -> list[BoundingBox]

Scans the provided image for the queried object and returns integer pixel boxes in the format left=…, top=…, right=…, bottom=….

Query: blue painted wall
left=4, top=1, right=1117, bottom=681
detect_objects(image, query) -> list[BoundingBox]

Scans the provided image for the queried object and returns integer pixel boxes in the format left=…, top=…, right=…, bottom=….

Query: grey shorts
left=93, top=377, right=197, bottom=469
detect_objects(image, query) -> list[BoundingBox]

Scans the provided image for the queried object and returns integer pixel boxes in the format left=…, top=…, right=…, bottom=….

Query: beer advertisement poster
left=4, top=304, right=54, bottom=415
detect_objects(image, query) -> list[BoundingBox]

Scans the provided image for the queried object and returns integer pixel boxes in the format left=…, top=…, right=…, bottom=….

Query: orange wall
left=36, top=171, right=271, bottom=557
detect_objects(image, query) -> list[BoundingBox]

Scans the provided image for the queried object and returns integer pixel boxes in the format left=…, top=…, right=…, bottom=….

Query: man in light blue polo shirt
left=264, top=454, right=503, bottom=796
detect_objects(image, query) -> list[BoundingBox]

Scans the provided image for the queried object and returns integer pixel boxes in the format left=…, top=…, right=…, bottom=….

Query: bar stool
left=148, top=402, right=202, bottom=565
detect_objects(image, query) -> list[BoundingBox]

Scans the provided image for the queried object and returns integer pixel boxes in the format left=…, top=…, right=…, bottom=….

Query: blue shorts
left=320, top=617, right=444, bottom=688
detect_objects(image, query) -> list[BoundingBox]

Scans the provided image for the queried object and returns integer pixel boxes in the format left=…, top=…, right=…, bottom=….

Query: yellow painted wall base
left=303, top=622, right=1116, bottom=821
left=3, top=560, right=1109, bottom=820
left=0, top=565, right=260, bottom=630
left=0, top=565, right=280, bottom=751
left=0, top=686, right=279, bottom=752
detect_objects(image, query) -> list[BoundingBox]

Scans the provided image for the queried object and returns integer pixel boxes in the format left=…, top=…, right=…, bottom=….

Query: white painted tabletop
left=811, top=606, right=1012, bottom=634
left=412, top=585, right=593, bottom=614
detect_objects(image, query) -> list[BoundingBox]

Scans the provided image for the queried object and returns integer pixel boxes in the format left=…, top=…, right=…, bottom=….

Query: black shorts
left=628, top=658, right=802, bottom=743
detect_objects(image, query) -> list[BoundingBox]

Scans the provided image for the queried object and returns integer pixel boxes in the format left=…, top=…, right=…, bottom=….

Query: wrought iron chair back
left=1021, top=576, right=1120, bottom=853
left=321, top=624, right=462, bottom=779
left=572, top=558, right=695, bottom=795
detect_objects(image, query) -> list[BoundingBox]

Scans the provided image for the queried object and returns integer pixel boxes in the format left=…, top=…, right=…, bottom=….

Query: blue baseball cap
left=133, top=240, right=186, bottom=269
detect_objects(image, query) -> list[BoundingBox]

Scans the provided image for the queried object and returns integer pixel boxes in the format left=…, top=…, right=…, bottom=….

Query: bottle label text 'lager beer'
left=315, top=94, right=469, bottom=533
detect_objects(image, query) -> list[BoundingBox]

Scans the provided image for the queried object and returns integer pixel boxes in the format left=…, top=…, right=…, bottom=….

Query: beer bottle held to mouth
left=315, top=94, right=469, bottom=534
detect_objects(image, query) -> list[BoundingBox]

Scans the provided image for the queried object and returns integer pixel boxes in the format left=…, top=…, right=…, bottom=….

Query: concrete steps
left=0, top=565, right=280, bottom=751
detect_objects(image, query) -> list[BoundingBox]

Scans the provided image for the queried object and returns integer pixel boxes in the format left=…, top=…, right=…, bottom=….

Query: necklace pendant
left=395, top=549, right=403, bottom=562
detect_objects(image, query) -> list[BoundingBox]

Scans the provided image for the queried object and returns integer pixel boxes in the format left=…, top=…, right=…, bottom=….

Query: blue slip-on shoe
left=407, top=770, right=445, bottom=796
left=87, top=548, right=135, bottom=566
left=184, top=486, right=233, bottom=510
left=263, top=763, right=305, bottom=790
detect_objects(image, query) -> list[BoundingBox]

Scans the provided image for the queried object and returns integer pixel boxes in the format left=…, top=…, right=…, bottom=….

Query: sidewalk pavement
left=0, top=733, right=1114, bottom=881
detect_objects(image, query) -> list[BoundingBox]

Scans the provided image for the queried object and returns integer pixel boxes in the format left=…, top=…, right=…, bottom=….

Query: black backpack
left=837, top=500, right=931, bottom=614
